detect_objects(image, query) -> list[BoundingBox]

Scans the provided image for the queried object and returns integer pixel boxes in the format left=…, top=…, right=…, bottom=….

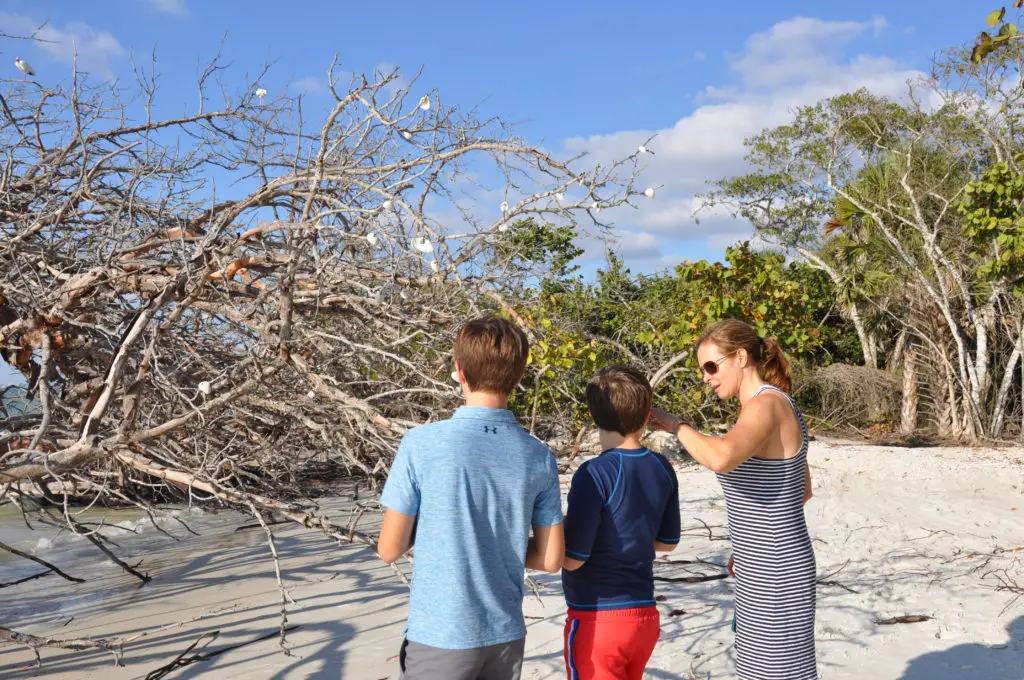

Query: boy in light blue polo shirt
left=377, top=316, right=565, bottom=680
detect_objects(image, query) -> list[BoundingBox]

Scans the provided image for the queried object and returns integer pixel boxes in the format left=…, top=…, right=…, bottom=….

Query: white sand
left=1, top=440, right=1023, bottom=679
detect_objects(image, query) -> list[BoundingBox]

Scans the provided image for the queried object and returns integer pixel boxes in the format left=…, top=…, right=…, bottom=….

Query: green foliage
left=958, top=161, right=1024, bottom=291
left=493, top=218, right=585, bottom=284
left=973, top=6, right=1021, bottom=63
left=640, top=243, right=826, bottom=356
left=507, top=243, right=860, bottom=434
left=506, top=300, right=616, bottom=433
left=636, top=243, right=854, bottom=418
left=780, top=260, right=866, bottom=364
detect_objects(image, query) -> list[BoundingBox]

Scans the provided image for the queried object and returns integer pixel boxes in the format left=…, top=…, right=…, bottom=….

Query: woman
left=650, top=319, right=817, bottom=680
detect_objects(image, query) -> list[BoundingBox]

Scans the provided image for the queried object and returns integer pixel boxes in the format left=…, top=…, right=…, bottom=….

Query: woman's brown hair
left=698, top=319, right=792, bottom=393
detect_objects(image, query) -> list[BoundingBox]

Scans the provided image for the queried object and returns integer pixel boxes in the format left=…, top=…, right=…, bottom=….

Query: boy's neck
left=599, top=429, right=645, bottom=452
left=464, top=391, right=509, bottom=410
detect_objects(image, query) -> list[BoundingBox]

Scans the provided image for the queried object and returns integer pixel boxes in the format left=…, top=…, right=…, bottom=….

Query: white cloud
left=704, top=229, right=775, bottom=254
left=0, top=12, right=126, bottom=80
left=144, top=0, right=188, bottom=16
left=730, top=16, right=887, bottom=89
left=614, top=231, right=661, bottom=259
left=373, top=62, right=409, bottom=97
left=562, top=15, right=923, bottom=263
left=576, top=232, right=686, bottom=274
left=693, top=51, right=707, bottom=62
left=294, top=76, right=323, bottom=94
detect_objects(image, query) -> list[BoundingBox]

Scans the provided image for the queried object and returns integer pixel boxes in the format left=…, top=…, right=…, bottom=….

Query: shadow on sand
left=898, top=616, right=1024, bottom=680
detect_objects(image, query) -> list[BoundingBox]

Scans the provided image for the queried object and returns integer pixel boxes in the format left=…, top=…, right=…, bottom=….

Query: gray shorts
left=399, top=637, right=525, bottom=680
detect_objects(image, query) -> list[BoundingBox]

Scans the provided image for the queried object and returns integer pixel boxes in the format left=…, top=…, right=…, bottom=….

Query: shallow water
left=0, top=503, right=150, bottom=559
left=0, top=501, right=255, bottom=623
left=0, top=489, right=365, bottom=628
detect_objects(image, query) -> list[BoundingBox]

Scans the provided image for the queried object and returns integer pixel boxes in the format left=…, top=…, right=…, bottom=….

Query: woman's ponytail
left=757, top=337, right=792, bottom=393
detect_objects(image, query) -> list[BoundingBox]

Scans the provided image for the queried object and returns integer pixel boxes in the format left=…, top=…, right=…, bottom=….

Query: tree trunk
left=936, top=352, right=964, bottom=439
left=900, top=346, right=918, bottom=436
left=890, top=329, right=908, bottom=373
left=848, top=301, right=878, bottom=369
left=990, top=323, right=1024, bottom=438
left=794, top=247, right=877, bottom=369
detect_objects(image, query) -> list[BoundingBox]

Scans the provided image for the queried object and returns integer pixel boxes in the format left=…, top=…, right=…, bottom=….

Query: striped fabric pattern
left=716, top=385, right=818, bottom=679
left=567, top=619, right=580, bottom=680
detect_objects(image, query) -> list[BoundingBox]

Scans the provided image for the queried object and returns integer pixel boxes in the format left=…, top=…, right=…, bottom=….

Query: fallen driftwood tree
left=0, top=47, right=648, bottom=665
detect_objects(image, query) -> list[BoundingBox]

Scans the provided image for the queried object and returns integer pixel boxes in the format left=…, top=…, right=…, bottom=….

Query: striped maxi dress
left=716, top=385, right=818, bottom=679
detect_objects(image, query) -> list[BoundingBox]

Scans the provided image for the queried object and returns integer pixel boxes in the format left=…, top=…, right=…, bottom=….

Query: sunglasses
left=700, top=350, right=738, bottom=376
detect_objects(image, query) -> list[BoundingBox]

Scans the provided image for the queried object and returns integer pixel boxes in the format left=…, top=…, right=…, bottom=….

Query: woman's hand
left=727, top=554, right=735, bottom=578
left=649, top=407, right=682, bottom=433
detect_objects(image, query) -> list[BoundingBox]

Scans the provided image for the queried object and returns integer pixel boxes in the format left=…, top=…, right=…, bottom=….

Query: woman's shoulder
left=746, top=385, right=785, bottom=405
left=744, top=386, right=797, bottom=423
left=753, top=383, right=792, bottom=398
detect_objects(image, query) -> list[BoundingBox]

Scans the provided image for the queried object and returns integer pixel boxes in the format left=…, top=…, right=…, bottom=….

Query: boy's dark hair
left=453, top=316, right=529, bottom=395
left=586, top=365, right=653, bottom=436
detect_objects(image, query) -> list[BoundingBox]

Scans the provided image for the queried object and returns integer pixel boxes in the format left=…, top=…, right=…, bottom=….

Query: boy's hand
left=525, top=524, right=565, bottom=573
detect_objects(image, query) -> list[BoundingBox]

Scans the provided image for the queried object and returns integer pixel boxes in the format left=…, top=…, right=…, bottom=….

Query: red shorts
left=563, top=606, right=661, bottom=680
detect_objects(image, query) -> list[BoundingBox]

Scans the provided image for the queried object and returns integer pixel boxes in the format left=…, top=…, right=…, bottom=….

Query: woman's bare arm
left=652, top=399, right=777, bottom=474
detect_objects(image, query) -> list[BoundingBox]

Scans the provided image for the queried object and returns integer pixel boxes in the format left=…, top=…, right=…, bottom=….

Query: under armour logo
left=483, top=426, right=497, bottom=434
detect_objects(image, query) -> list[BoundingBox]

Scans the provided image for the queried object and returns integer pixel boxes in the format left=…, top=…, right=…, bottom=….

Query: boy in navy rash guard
left=562, top=365, right=681, bottom=680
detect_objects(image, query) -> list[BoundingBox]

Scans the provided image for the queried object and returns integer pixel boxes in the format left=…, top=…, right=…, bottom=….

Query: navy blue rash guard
left=561, top=447, right=681, bottom=610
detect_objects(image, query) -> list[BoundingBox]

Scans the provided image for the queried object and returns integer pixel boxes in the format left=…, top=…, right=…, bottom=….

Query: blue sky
left=0, top=1, right=984, bottom=385
left=1, top=0, right=981, bottom=268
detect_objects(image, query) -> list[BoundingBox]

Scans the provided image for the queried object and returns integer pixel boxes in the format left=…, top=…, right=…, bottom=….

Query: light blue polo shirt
left=380, top=406, right=563, bottom=649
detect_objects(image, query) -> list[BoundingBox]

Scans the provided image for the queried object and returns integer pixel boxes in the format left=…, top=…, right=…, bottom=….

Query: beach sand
left=1, top=439, right=1023, bottom=679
